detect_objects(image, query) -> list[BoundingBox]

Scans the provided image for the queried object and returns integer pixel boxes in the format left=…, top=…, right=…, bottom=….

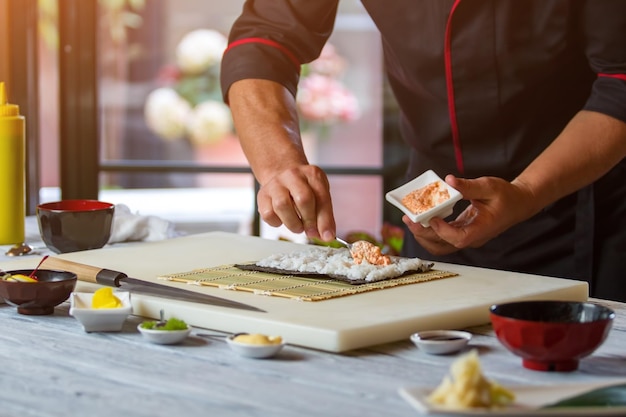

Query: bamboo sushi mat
left=158, top=264, right=458, bottom=301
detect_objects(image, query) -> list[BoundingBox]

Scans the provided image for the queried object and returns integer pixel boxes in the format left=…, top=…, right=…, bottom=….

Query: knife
left=43, top=257, right=265, bottom=312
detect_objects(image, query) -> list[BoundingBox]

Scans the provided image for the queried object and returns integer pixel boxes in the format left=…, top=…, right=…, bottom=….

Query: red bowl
left=490, top=301, right=614, bottom=372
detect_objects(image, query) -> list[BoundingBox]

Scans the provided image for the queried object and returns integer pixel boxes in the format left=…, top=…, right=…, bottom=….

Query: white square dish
left=69, top=291, right=132, bottom=332
left=385, top=170, right=463, bottom=227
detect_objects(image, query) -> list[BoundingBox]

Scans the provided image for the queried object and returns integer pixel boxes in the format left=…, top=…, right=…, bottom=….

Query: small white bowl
left=137, top=323, right=192, bottom=345
left=385, top=170, right=462, bottom=226
left=226, top=334, right=285, bottom=359
left=410, top=330, right=472, bottom=355
left=69, top=291, right=132, bottom=332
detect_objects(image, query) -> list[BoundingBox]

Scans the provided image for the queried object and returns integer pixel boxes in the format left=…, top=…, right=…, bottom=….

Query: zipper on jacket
left=598, top=73, right=626, bottom=82
left=444, top=0, right=465, bottom=174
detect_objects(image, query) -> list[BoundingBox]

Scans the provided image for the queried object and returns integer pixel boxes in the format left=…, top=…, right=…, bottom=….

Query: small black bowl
left=0, top=269, right=77, bottom=315
left=37, top=200, right=115, bottom=253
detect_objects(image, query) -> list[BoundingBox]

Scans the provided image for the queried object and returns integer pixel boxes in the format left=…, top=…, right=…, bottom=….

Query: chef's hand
left=403, top=175, right=536, bottom=255
left=257, top=164, right=337, bottom=242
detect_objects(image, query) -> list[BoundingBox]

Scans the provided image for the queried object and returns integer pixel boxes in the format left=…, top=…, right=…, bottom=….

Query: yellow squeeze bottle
left=0, top=82, right=26, bottom=245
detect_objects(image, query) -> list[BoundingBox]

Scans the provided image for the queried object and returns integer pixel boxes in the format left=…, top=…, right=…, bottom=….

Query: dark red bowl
left=490, top=301, right=614, bottom=372
left=0, top=269, right=77, bottom=315
left=37, top=200, right=115, bottom=253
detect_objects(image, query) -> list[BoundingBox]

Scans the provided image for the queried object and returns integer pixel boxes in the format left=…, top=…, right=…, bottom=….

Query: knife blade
left=43, top=257, right=265, bottom=312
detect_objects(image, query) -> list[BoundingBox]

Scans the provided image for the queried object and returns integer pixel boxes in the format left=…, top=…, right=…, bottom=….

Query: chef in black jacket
left=220, top=1, right=626, bottom=301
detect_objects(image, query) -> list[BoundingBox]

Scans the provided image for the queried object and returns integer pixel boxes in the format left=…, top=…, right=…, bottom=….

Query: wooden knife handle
left=42, top=257, right=128, bottom=287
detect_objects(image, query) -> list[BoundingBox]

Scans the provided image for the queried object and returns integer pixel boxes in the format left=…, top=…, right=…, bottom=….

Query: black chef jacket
left=221, top=0, right=626, bottom=301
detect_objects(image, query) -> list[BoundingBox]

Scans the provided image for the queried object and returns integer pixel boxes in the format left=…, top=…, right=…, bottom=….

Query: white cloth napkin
left=108, top=204, right=180, bottom=244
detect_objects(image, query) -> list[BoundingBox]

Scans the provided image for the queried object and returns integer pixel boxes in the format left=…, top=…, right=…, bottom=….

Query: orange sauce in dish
left=401, top=181, right=450, bottom=215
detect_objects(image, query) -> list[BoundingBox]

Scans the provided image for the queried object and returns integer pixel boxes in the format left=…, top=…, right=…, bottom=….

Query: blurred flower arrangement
left=144, top=32, right=360, bottom=146
left=144, top=29, right=233, bottom=147
left=297, top=43, right=360, bottom=138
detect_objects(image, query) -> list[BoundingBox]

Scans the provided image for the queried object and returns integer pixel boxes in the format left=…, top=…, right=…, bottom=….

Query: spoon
left=336, top=237, right=391, bottom=256
left=335, top=237, right=353, bottom=250
left=196, top=332, right=248, bottom=341
left=155, top=309, right=166, bottom=328
left=28, top=255, right=49, bottom=280
left=5, top=242, right=38, bottom=257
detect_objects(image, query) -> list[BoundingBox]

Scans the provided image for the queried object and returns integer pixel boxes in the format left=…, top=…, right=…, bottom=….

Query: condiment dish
left=385, top=170, right=462, bottom=226
left=70, top=291, right=132, bottom=332
left=0, top=269, right=77, bottom=315
left=226, top=334, right=285, bottom=359
left=138, top=323, right=192, bottom=345
left=410, top=330, right=472, bottom=355
left=490, top=300, right=614, bottom=372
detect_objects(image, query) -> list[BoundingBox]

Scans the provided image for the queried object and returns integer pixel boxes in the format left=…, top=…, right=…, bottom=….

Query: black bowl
left=37, top=200, right=115, bottom=253
left=0, top=269, right=77, bottom=315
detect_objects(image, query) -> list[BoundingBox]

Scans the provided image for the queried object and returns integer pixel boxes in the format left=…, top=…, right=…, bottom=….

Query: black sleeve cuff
left=584, top=77, right=626, bottom=124
left=220, top=42, right=301, bottom=104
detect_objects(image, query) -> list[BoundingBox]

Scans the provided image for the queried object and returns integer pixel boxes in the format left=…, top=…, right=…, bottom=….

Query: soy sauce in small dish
left=410, top=330, right=472, bottom=355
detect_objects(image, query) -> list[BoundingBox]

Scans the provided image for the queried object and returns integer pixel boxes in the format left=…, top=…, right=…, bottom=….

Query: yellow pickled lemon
left=9, top=274, right=38, bottom=283
left=233, top=333, right=282, bottom=345
left=91, top=287, right=123, bottom=309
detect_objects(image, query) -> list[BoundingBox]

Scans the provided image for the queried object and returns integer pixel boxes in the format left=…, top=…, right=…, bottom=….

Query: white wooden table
left=1, top=228, right=625, bottom=416
left=0, top=295, right=624, bottom=416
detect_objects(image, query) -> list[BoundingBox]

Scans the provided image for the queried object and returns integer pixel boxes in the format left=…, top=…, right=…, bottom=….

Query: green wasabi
left=141, top=317, right=188, bottom=331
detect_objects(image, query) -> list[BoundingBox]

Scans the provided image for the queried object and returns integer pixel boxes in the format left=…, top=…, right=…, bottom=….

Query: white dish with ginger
left=399, top=350, right=626, bottom=415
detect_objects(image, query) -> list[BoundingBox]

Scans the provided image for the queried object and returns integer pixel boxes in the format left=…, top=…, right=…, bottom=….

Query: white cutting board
left=0, top=232, right=588, bottom=352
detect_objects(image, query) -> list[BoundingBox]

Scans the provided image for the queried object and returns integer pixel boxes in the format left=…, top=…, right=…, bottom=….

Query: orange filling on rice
left=350, top=241, right=391, bottom=266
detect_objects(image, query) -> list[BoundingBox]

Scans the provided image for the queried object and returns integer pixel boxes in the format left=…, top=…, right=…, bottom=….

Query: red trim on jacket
left=444, top=0, right=465, bottom=174
left=599, top=73, right=626, bottom=82
left=226, top=37, right=301, bottom=68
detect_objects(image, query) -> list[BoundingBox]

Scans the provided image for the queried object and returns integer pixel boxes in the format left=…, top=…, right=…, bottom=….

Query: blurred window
left=32, top=0, right=393, bottom=241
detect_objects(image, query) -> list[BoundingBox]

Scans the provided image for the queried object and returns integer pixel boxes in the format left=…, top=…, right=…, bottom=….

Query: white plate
left=399, top=380, right=626, bottom=416
left=386, top=170, right=462, bottom=226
